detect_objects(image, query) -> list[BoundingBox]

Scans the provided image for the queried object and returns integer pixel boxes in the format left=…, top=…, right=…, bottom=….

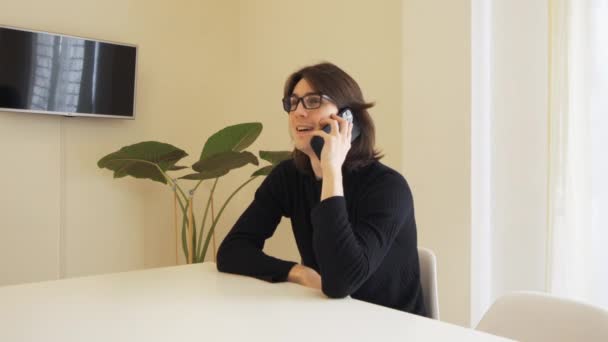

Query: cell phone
left=310, top=108, right=361, bottom=160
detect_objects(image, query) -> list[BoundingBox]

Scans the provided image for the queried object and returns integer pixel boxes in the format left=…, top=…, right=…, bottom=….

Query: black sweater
left=217, top=159, right=426, bottom=316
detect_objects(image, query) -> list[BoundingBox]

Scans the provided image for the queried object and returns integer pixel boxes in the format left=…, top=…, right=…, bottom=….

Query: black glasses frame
left=282, top=93, right=334, bottom=113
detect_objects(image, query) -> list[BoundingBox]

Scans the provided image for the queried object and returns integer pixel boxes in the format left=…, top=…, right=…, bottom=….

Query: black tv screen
left=0, top=26, right=137, bottom=119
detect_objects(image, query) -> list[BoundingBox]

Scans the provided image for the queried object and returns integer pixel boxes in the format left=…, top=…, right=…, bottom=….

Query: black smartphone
left=310, top=108, right=361, bottom=160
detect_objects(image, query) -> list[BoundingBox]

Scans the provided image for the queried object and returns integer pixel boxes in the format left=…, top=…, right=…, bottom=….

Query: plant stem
left=199, top=176, right=259, bottom=261
left=156, top=165, right=191, bottom=261
left=192, top=179, right=204, bottom=193
left=157, top=166, right=188, bottom=211
left=195, top=178, right=219, bottom=259
left=190, top=197, right=198, bottom=263
left=180, top=208, right=189, bottom=261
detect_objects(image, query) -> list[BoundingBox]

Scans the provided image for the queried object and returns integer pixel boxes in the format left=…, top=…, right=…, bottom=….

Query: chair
left=418, top=247, right=439, bottom=319
left=476, top=291, right=608, bottom=342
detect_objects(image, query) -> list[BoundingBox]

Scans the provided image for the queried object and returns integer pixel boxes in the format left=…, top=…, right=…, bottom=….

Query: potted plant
left=97, top=122, right=290, bottom=264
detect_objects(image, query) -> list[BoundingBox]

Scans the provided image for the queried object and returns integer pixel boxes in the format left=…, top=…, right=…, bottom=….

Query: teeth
left=296, top=126, right=313, bottom=132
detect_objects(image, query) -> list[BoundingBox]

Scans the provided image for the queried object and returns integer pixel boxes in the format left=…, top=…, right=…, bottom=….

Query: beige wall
left=0, top=0, right=472, bottom=326
left=0, top=113, right=61, bottom=284
left=0, top=0, right=239, bottom=281
left=402, top=0, right=472, bottom=326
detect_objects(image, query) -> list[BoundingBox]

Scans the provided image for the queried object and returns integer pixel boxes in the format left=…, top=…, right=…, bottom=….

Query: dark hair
left=284, top=62, right=383, bottom=172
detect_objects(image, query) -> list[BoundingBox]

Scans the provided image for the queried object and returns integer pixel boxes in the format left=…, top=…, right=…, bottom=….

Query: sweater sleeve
left=216, top=162, right=297, bottom=282
left=310, top=172, right=413, bottom=298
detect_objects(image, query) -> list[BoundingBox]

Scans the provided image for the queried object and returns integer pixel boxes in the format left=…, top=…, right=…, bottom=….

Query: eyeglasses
left=282, top=93, right=334, bottom=113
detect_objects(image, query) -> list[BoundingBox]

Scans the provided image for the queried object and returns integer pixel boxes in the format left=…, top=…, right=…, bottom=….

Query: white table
left=0, top=263, right=510, bottom=341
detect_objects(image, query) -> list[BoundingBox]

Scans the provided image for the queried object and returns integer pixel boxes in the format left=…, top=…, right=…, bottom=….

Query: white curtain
left=548, top=0, right=608, bottom=308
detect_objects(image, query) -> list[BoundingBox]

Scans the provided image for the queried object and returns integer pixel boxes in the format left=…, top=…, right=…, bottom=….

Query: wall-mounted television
left=0, top=25, right=137, bottom=119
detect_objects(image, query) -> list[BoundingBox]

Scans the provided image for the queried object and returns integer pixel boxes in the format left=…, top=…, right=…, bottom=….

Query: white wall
left=471, top=0, right=548, bottom=326
left=490, top=0, right=548, bottom=297
left=402, top=0, right=472, bottom=326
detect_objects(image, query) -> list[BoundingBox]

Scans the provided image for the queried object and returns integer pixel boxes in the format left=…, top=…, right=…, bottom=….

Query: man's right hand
left=287, top=264, right=322, bottom=290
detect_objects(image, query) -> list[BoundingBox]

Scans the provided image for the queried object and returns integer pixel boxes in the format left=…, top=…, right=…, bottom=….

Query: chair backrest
left=476, top=291, right=608, bottom=342
left=418, top=247, right=439, bottom=319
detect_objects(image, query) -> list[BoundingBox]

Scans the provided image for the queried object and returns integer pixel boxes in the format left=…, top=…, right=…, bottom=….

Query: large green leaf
left=191, top=151, right=259, bottom=176
left=259, top=150, right=292, bottom=165
left=251, top=165, right=274, bottom=177
left=97, top=141, right=187, bottom=184
left=251, top=150, right=292, bottom=177
left=199, top=123, right=262, bottom=160
left=179, top=169, right=229, bottom=180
